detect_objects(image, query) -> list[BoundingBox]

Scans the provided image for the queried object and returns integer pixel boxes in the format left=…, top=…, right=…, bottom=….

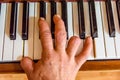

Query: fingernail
left=40, top=17, right=45, bottom=21
left=54, top=14, right=61, bottom=18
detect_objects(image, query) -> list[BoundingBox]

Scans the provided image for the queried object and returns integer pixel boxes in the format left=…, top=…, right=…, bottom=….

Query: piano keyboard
left=0, top=0, right=120, bottom=62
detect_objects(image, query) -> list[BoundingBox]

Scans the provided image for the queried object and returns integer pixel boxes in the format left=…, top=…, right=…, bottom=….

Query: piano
left=0, top=0, right=120, bottom=73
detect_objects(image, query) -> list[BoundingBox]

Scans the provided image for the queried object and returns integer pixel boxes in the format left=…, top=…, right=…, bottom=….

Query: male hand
left=20, top=15, right=93, bottom=80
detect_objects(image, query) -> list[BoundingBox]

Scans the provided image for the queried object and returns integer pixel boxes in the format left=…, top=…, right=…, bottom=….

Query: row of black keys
left=0, top=0, right=120, bottom=40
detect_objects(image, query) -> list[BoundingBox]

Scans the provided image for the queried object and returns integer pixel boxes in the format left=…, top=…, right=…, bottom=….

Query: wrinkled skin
left=20, top=15, right=93, bottom=80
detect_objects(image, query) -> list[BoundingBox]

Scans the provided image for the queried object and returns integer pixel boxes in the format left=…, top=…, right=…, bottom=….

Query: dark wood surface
left=0, top=60, right=120, bottom=73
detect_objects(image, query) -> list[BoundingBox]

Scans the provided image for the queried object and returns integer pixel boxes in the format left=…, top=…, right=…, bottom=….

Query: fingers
left=39, top=18, right=53, bottom=51
left=66, top=36, right=81, bottom=58
left=20, top=57, right=34, bottom=74
left=53, top=15, right=67, bottom=51
left=75, top=37, right=93, bottom=66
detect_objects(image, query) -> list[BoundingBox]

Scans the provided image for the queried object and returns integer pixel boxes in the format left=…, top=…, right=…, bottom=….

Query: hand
left=20, top=15, right=93, bottom=80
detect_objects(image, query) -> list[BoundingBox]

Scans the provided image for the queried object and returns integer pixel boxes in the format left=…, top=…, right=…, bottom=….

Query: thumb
left=20, top=57, right=34, bottom=74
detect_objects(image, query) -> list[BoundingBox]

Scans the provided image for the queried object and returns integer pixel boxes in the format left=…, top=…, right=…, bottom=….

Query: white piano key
left=24, top=3, right=34, bottom=59
left=72, top=2, right=79, bottom=37
left=0, top=3, right=7, bottom=61
left=100, top=2, right=116, bottom=59
left=57, top=2, right=61, bottom=17
left=34, top=3, right=42, bottom=60
left=94, top=2, right=106, bottom=59
left=3, top=3, right=13, bottom=61
left=13, top=3, right=23, bottom=60
left=72, top=2, right=83, bottom=56
left=111, top=1, right=120, bottom=58
left=83, top=2, right=94, bottom=60
left=67, top=2, right=73, bottom=38
left=46, top=3, right=51, bottom=26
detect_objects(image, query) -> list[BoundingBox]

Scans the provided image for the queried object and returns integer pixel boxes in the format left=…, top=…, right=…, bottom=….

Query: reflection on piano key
left=24, top=2, right=34, bottom=59
left=94, top=2, right=105, bottom=59
left=78, top=0, right=85, bottom=39
left=105, top=0, right=115, bottom=37
left=61, top=1, right=68, bottom=39
left=22, top=1, right=29, bottom=40
left=3, top=3, right=13, bottom=61
left=13, top=3, right=23, bottom=61
left=51, top=1, right=56, bottom=39
left=116, top=0, right=120, bottom=28
left=89, top=0, right=98, bottom=38
left=101, top=2, right=116, bottom=59
left=10, top=2, right=18, bottom=40
left=83, top=2, right=94, bottom=60
left=67, top=2, right=73, bottom=38
left=112, top=1, right=120, bottom=58
left=34, top=3, right=42, bottom=60
left=0, top=3, right=7, bottom=61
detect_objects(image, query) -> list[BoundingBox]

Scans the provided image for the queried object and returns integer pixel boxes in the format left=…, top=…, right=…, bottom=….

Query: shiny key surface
left=3, top=3, right=13, bottom=61
left=83, top=2, right=94, bottom=60
left=89, top=0, right=98, bottom=38
left=112, top=1, right=120, bottom=58
left=22, top=1, right=29, bottom=40
left=13, top=3, right=23, bottom=61
left=78, top=0, right=85, bottom=39
left=10, top=2, right=18, bottom=40
left=105, top=0, right=115, bottom=37
left=0, top=3, right=7, bottom=61
left=24, top=2, right=34, bottom=59
left=94, top=2, right=105, bottom=59
left=67, top=2, right=73, bottom=38
left=101, top=2, right=116, bottom=59
left=34, top=2, right=42, bottom=60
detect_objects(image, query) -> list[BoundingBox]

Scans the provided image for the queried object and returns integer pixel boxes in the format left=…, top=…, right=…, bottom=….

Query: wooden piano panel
left=0, top=60, right=120, bottom=73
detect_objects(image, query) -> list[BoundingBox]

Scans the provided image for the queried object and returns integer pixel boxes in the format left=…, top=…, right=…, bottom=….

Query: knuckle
left=40, top=30, right=51, bottom=39
left=56, top=30, right=66, bottom=38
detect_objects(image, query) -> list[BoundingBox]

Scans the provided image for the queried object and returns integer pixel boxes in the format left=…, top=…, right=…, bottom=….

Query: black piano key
left=61, top=1, right=68, bottom=39
left=22, top=1, right=29, bottom=40
left=106, top=0, right=115, bottom=37
left=116, top=0, right=120, bottom=29
left=0, top=3, right=1, bottom=14
left=39, top=1, right=46, bottom=39
left=40, top=1, right=46, bottom=18
left=77, top=0, right=85, bottom=39
left=89, top=0, right=98, bottom=38
left=10, top=2, right=18, bottom=40
left=51, top=1, right=57, bottom=39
